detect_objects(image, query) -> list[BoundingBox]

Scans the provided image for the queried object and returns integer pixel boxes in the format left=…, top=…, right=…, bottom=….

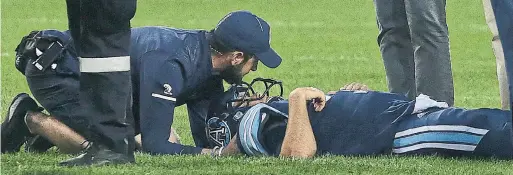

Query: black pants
left=65, top=0, right=136, bottom=156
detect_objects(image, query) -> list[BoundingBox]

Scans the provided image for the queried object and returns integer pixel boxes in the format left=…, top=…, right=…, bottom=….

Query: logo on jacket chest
left=163, top=84, right=173, bottom=95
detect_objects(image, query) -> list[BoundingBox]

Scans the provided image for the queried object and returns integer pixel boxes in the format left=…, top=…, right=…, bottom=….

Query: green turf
left=1, top=0, right=512, bottom=174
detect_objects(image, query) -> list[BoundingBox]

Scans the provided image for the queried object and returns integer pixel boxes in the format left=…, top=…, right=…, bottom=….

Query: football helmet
left=205, top=77, right=284, bottom=148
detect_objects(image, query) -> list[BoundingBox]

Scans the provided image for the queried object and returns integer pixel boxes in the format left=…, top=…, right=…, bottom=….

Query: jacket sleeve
left=186, top=99, right=211, bottom=148
left=138, top=50, right=203, bottom=155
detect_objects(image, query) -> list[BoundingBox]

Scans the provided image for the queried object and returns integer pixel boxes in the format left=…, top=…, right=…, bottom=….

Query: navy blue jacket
left=130, top=27, right=224, bottom=155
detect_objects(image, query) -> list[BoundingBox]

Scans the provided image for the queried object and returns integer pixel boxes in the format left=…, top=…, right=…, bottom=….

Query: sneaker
left=1, top=93, right=42, bottom=153
left=59, top=142, right=135, bottom=166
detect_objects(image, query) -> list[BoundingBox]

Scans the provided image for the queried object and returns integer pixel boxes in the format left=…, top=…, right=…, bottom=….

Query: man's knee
left=377, top=26, right=411, bottom=46
left=25, top=74, right=80, bottom=120
left=25, top=111, right=48, bottom=133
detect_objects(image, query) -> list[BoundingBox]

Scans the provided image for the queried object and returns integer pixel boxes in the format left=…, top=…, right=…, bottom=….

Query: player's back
left=129, top=26, right=209, bottom=69
left=131, top=27, right=204, bottom=53
left=268, top=90, right=415, bottom=156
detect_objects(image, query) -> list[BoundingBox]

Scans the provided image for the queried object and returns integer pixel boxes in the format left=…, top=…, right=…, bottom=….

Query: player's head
left=208, top=10, right=282, bottom=84
left=206, top=78, right=285, bottom=148
left=237, top=103, right=289, bottom=156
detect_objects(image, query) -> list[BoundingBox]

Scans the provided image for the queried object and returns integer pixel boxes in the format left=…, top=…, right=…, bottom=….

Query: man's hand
left=233, top=93, right=269, bottom=107
left=220, top=134, right=240, bottom=156
left=290, top=87, right=326, bottom=112
left=201, top=148, right=213, bottom=155
left=201, top=134, right=241, bottom=157
left=327, top=82, right=371, bottom=94
left=342, top=82, right=370, bottom=91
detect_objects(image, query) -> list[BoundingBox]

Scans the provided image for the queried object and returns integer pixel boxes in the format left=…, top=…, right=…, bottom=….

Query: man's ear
left=230, top=51, right=245, bottom=66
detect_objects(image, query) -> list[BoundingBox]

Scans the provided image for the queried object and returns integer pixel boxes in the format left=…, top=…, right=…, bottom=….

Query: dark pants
left=25, top=63, right=85, bottom=137
left=24, top=61, right=137, bottom=152
left=490, top=0, right=513, bottom=117
left=374, top=0, right=454, bottom=106
left=65, top=0, right=136, bottom=156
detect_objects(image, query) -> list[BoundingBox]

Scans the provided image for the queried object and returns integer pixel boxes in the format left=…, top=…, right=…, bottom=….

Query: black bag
left=15, top=31, right=66, bottom=74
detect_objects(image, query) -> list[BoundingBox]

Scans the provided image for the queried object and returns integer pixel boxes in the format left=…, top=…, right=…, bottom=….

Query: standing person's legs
left=374, top=0, right=416, bottom=100
left=60, top=0, right=136, bottom=166
left=65, top=0, right=80, bottom=50
left=405, top=0, right=454, bottom=106
left=490, top=0, right=513, bottom=113
left=483, top=0, right=510, bottom=110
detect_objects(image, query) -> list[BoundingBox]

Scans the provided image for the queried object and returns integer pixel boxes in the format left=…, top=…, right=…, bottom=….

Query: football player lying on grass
left=209, top=82, right=512, bottom=159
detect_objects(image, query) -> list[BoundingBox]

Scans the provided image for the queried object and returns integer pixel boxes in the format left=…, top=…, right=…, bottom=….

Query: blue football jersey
left=263, top=90, right=415, bottom=156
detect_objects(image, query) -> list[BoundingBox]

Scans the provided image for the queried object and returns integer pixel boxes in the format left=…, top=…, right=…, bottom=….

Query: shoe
left=24, top=135, right=54, bottom=153
left=59, top=142, right=135, bottom=167
left=1, top=93, right=42, bottom=153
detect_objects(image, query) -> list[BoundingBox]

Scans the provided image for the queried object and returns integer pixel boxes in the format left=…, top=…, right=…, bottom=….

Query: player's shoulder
left=267, top=100, right=289, bottom=114
left=328, top=90, right=410, bottom=105
left=132, top=26, right=207, bottom=54
left=132, top=26, right=206, bottom=39
left=333, top=90, right=406, bottom=98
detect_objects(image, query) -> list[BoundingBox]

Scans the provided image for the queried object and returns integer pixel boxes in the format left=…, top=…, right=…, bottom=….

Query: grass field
left=1, top=0, right=512, bottom=174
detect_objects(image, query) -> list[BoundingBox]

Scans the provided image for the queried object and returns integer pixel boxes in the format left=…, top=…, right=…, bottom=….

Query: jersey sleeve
left=138, top=51, right=203, bottom=155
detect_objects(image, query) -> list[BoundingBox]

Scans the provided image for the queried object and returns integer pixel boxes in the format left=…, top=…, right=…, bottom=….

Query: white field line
left=10, top=18, right=488, bottom=31
left=12, top=18, right=375, bottom=28
left=293, top=54, right=374, bottom=61
left=1, top=52, right=11, bottom=57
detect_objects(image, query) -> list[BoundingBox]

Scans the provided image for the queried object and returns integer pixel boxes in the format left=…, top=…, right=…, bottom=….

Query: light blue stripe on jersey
left=394, top=132, right=484, bottom=147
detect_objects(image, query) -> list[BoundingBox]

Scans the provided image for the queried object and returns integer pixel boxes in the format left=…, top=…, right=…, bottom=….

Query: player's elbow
left=280, top=149, right=316, bottom=158
left=280, top=146, right=316, bottom=158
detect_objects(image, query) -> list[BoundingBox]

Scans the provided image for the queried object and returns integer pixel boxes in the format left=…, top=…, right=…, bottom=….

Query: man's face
left=220, top=57, right=258, bottom=84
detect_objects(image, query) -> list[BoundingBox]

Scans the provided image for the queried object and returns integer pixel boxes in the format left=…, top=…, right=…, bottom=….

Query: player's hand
left=248, top=93, right=269, bottom=106
left=292, top=87, right=326, bottom=112
left=341, top=82, right=370, bottom=91
left=235, top=93, right=268, bottom=107
left=221, top=134, right=241, bottom=156
left=327, top=91, right=338, bottom=95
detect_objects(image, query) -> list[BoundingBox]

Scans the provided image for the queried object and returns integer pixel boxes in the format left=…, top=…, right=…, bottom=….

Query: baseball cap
left=214, top=10, right=282, bottom=68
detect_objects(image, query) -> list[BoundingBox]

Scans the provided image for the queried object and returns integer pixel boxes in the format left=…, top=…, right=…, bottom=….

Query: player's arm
left=134, top=127, right=180, bottom=150
left=280, top=87, right=326, bottom=158
left=187, top=99, right=214, bottom=148
left=138, top=51, right=212, bottom=155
